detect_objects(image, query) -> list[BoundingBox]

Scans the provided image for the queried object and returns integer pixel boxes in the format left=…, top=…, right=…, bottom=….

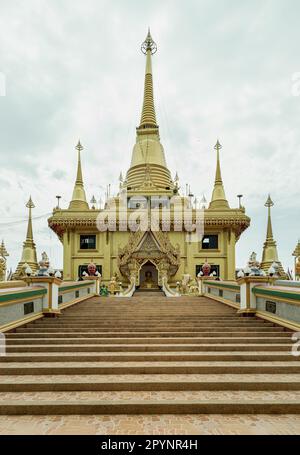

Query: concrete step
left=31, top=323, right=276, bottom=329
left=5, top=344, right=293, bottom=353
left=0, top=374, right=300, bottom=391
left=15, top=327, right=287, bottom=333
left=0, top=352, right=297, bottom=362
left=2, top=400, right=299, bottom=415
left=1, top=362, right=300, bottom=375
left=1, top=390, right=299, bottom=401
left=5, top=337, right=293, bottom=345
left=8, top=331, right=292, bottom=338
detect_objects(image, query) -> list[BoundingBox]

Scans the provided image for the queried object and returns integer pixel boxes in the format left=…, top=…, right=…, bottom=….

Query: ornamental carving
left=118, top=230, right=180, bottom=282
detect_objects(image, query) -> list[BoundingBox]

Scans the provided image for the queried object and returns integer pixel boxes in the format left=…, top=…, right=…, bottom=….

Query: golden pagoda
left=0, top=240, right=9, bottom=259
left=293, top=240, right=300, bottom=280
left=48, top=31, right=250, bottom=285
left=260, top=195, right=286, bottom=277
left=14, top=197, right=38, bottom=278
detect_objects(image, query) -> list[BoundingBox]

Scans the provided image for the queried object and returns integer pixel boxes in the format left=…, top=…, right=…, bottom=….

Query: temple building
left=48, top=31, right=251, bottom=287
left=260, top=195, right=286, bottom=277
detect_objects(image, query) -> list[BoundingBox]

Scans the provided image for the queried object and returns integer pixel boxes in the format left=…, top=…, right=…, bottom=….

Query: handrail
left=118, top=277, right=136, bottom=298
left=162, top=277, right=180, bottom=297
left=59, top=281, right=95, bottom=292
left=203, top=280, right=240, bottom=291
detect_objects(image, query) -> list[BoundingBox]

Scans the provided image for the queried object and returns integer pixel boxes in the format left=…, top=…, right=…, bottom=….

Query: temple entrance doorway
left=139, top=261, right=159, bottom=290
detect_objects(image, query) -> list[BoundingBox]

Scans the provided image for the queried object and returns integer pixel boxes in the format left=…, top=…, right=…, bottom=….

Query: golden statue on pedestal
left=140, top=270, right=156, bottom=289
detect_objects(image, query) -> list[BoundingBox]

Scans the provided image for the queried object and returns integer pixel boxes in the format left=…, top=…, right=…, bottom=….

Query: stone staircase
left=0, top=293, right=299, bottom=415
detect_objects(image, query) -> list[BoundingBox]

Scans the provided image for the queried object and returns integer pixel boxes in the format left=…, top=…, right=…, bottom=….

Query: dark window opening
left=201, top=235, right=218, bottom=250
left=236, top=294, right=241, bottom=303
left=80, top=235, right=96, bottom=250
left=219, top=289, right=223, bottom=297
left=127, top=197, right=148, bottom=209
left=75, top=290, right=80, bottom=298
left=24, top=302, right=34, bottom=315
left=58, top=295, right=63, bottom=305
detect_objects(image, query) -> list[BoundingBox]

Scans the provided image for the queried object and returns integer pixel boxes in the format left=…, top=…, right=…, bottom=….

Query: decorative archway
left=118, top=230, right=180, bottom=286
left=139, top=260, right=159, bottom=289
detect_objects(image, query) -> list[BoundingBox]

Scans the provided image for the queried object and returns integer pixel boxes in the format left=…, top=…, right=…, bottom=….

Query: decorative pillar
left=24, top=276, right=62, bottom=316
left=82, top=275, right=101, bottom=295
left=237, top=276, right=272, bottom=316
left=197, top=276, right=216, bottom=296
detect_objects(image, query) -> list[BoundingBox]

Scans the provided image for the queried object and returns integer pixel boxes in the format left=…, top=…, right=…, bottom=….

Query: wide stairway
left=0, top=293, right=299, bottom=415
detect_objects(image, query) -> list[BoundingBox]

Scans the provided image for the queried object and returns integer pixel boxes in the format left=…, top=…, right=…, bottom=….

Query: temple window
left=80, top=235, right=96, bottom=250
left=151, top=196, right=170, bottom=209
left=127, top=196, right=148, bottom=209
left=201, top=235, right=218, bottom=249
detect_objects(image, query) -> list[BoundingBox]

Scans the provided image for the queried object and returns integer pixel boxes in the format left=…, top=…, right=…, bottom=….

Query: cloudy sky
left=0, top=0, right=299, bottom=274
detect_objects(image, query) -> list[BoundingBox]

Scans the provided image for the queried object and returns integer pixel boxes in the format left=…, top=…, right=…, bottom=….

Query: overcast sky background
left=0, top=0, right=299, bottom=274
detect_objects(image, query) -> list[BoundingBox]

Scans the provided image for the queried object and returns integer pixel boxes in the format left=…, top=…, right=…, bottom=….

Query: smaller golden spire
left=75, top=140, right=84, bottom=184
left=69, top=141, right=89, bottom=210
left=13, top=197, right=38, bottom=279
left=25, top=196, right=35, bottom=241
left=264, top=194, right=274, bottom=240
left=293, top=239, right=300, bottom=258
left=261, top=195, right=286, bottom=277
left=209, top=140, right=229, bottom=209
left=0, top=240, right=9, bottom=258
left=293, top=239, right=300, bottom=280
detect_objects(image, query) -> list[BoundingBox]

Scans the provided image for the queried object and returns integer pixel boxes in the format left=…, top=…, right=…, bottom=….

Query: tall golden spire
left=69, top=141, right=89, bottom=210
left=14, top=197, right=38, bottom=278
left=209, top=140, right=229, bottom=209
left=139, top=29, right=158, bottom=130
left=260, top=195, right=285, bottom=277
left=125, top=30, right=174, bottom=195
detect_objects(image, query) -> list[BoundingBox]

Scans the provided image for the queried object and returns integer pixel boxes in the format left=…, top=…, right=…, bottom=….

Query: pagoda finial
left=214, top=140, right=222, bottom=152
left=141, top=28, right=157, bottom=55
left=209, top=140, right=229, bottom=209
left=69, top=141, right=89, bottom=210
left=76, top=140, right=83, bottom=152
left=265, top=194, right=274, bottom=208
